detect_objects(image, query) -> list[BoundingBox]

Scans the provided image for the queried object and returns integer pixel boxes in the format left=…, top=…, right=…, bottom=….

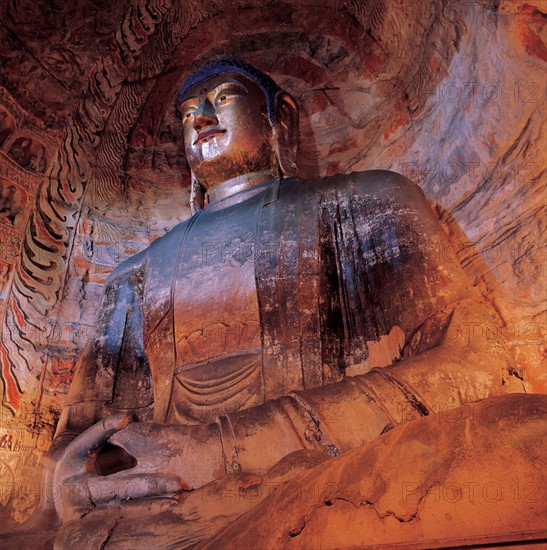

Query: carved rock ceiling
left=0, top=0, right=545, bottom=525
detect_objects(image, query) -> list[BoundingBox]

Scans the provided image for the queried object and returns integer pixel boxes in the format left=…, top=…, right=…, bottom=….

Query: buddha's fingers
left=59, top=413, right=132, bottom=478
left=108, top=422, right=160, bottom=457
left=84, top=472, right=183, bottom=504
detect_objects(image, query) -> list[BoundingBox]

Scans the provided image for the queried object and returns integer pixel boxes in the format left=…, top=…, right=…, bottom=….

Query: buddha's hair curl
left=178, top=55, right=281, bottom=124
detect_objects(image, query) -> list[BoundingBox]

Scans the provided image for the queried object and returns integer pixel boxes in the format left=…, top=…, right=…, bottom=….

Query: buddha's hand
left=108, top=421, right=224, bottom=491
left=53, top=414, right=183, bottom=523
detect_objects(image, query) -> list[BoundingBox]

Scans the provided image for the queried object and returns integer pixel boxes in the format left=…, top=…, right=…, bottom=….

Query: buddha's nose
left=193, top=99, right=218, bottom=131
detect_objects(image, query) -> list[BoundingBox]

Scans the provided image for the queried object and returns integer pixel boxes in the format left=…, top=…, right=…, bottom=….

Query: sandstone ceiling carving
left=0, top=0, right=544, bottom=526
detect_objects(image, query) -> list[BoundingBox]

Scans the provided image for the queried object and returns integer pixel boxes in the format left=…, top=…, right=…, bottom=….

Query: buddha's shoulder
left=339, top=169, right=416, bottom=192
left=284, top=170, right=425, bottom=207
left=146, top=219, right=189, bottom=257
left=107, top=219, right=190, bottom=283
left=300, top=170, right=418, bottom=194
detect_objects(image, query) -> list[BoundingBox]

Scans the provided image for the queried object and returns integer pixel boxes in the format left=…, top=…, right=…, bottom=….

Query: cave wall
left=0, top=0, right=544, bottom=524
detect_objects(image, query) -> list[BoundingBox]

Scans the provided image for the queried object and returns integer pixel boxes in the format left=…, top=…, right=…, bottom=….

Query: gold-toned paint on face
left=180, top=72, right=276, bottom=192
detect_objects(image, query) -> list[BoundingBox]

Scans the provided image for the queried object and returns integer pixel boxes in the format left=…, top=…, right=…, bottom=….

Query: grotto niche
left=0, top=0, right=545, bottom=548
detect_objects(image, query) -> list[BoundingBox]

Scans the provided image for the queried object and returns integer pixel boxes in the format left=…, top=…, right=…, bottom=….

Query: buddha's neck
left=205, top=169, right=278, bottom=205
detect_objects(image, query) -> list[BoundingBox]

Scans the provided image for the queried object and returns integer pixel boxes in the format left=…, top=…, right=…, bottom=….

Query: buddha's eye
left=181, top=107, right=196, bottom=121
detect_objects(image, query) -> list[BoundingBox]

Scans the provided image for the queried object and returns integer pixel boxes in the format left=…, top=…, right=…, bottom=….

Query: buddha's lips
left=194, top=128, right=226, bottom=145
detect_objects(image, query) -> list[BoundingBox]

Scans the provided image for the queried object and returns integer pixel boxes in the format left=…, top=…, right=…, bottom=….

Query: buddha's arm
left=55, top=250, right=151, bottom=445
left=42, top=253, right=151, bottom=517
left=228, top=297, right=518, bottom=473
left=52, top=265, right=520, bottom=519
left=107, top=294, right=521, bottom=494
left=28, top=253, right=151, bottom=525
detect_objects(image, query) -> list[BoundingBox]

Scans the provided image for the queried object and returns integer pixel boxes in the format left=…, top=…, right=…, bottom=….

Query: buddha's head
left=178, top=55, right=299, bottom=210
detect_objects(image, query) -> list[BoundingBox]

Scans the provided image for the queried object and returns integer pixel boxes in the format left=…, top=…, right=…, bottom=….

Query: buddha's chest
left=172, top=193, right=263, bottom=368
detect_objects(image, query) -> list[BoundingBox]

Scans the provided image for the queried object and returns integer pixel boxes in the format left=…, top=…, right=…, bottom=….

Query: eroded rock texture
left=203, top=394, right=547, bottom=549
left=0, top=0, right=544, bottom=528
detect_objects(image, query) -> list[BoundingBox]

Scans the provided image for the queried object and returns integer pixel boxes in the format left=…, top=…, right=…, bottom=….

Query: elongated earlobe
left=189, top=174, right=205, bottom=214
left=273, top=91, right=299, bottom=177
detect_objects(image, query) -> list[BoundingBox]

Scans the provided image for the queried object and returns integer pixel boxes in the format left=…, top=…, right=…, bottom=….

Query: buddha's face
left=180, top=72, right=276, bottom=190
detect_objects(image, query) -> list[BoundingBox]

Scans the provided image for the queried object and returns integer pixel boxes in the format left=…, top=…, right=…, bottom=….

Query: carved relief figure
left=7, top=138, right=32, bottom=167
left=0, top=434, right=14, bottom=451
left=0, top=262, right=13, bottom=300
left=27, top=145, right=47, bottom=174
left=0, top=111, right=15, bottom=148
left=0, top=185, right=22, bottom=226
left=23, top=56, right=534, bottom=547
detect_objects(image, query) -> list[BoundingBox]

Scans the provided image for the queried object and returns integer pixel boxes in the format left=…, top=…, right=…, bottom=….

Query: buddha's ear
left=273, top=91, right=299, bottom=177
left=189, top=172, right=205, bottom=214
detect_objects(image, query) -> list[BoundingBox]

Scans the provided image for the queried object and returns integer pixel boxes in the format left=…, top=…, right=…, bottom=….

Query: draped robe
left=62, top=170, right=470, bottom=433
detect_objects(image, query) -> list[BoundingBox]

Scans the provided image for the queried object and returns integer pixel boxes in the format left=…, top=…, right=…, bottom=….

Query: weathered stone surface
left=203, top=394, right=547, bottom=549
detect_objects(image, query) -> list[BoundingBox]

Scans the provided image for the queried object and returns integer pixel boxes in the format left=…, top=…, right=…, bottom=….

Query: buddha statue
left=13, top=56, right=540, bottom=548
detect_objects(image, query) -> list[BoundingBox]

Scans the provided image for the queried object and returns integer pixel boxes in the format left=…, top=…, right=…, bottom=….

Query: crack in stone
left=98, top=520, right=118, bottom=550
left=81, top=475, right=99, bottom=515
left=288, top=487, right=433, bottom=539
